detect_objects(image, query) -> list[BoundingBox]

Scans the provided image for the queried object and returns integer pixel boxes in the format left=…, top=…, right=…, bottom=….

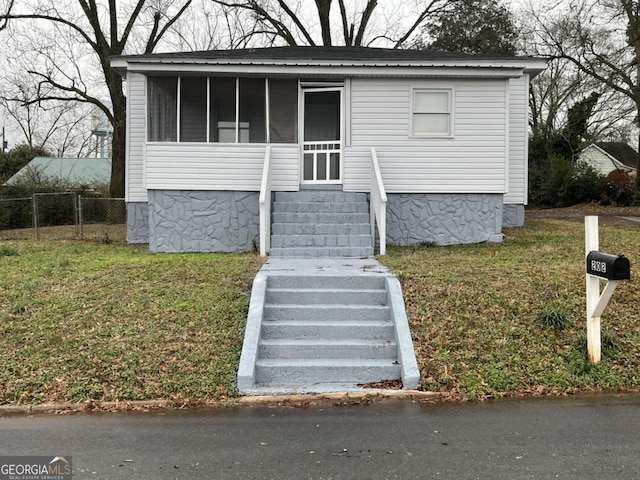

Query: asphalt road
left=1, top=394, right=640, bottom=479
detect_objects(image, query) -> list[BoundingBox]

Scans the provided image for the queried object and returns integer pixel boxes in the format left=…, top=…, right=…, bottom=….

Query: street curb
left=0, top=390, right=443, bottom=415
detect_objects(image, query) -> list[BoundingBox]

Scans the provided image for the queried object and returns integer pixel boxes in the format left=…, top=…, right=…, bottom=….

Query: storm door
left=301, top=89, right=342, bottom=184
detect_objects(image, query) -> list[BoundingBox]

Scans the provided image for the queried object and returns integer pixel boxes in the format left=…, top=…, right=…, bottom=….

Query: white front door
left=301, top=89, right=342, bottom=184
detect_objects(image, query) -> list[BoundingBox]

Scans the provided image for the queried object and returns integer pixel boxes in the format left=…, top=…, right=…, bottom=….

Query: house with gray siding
left=111, top=46, right=546, bottom=255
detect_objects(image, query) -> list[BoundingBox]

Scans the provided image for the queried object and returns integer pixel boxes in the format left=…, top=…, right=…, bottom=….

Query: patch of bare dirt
left=527, top=204, right=640, bottom=226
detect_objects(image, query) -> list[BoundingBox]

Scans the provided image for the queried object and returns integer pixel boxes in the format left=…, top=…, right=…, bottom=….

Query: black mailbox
left=586, top=251, right=631, bottom=280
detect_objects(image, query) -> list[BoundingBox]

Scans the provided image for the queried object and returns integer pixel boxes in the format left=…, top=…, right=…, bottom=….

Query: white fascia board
left=110, top=58, right=129, bottom=77
left=119, top=62, right=527, bottom=79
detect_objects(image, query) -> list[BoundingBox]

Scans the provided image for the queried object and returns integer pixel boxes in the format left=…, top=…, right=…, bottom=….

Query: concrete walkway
left=259, top=257, right=393, bottom=276
left=618, top=216, right=640, bottom=225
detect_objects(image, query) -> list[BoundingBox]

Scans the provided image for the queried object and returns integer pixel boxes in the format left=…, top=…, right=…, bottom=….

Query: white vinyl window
left=412, top=89, right=452, bottom=137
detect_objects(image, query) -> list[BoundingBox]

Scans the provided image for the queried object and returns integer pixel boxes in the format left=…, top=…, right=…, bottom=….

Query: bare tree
left=0, top=72, right=98, bottom=156
left=527, top=0, right=640, bottom=186
left=208, top=0, right=458, bottom=48
left=0, top=0, right=194, bottom=197
left=528, top=57, right=635, bottom=143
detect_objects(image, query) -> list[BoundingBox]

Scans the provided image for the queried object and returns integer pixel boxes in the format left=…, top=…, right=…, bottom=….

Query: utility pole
left=1, top=127, right=7, bottom=155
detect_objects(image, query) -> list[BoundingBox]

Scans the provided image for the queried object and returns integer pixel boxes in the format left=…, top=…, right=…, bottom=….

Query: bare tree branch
left=354, top=0, right=377, bottom=46
left=145, top=0, right=193, bottom=53
left=0, top=11, right=98, bottom=50
left=392, top=0, right=454, bottom=48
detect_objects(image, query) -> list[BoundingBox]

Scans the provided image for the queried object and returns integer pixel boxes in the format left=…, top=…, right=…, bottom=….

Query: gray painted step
left=269, top=246, right=374, bottom=257
left=258, top=339, right=398, bottom=359
left=260, top=320, right=394, bottom=340
left=272, top=212, right=370, bottom=224
left=271, top=223, right=370, bottom=236
left=255, top=358, right=401, bottom=385
left=271, top=234, right=372, bottom=248
left=268, top=275, right=386, bottom=290
left=237, top=263, right=420, bottom=393
left=263, top=304, right=391, bottom=322
left=275, top=192, right=368, bottom=203
left=273, top=202, right=369, bottom=213
left=265, top=288, right=387, bottom=305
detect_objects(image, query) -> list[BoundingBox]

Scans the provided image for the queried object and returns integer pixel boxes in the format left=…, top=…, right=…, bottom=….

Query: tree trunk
left=110, top=112, right=125, bottom=198
left=636, top=128, right=640, bottom=189
left=108, top=74, right=127, bottom=199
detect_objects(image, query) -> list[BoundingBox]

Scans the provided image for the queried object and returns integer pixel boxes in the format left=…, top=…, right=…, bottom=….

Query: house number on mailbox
left=590, top=260, right=607, bottom=274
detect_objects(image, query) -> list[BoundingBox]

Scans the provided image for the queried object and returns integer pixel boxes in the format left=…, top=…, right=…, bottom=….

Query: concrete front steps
left=270, top=191, right=374, bottom=258
left=237, top=268, right=420, bottom=394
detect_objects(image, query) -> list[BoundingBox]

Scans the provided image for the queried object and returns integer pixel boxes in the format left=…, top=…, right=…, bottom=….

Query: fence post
left=72, top=192, right=79, bottom=238
left=78, top=195, right=84, bottom=240
left=32, top=195, right=39, bottom=240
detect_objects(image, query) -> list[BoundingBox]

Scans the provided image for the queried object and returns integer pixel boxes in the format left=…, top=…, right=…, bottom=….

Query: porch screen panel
left=269, top=79, right=298, bottom=143
left=239, top=78, right=266, bottom=143
left=180, top=77, right=207, bottom=142
left=210, top=77, right=236, bottom=142
left=148, top=76, right=177, bottom=142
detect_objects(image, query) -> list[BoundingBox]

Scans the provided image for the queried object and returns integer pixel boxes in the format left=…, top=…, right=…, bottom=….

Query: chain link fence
left=78, top=196, right=127, bottom=242
left=0, top=194, right=126, bottom=242
left=0, top=197, right=34, bottom=240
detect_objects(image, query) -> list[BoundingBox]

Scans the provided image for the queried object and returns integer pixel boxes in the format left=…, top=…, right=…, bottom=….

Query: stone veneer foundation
left=128, top=191, right=519, bottom=252
left=127, top=202, right=149, bottom=244
left=502, top=204, right=525, bottom=227
left=386, top=193, right=504, bottom=246
left=142, top=190, right=260, bottom=252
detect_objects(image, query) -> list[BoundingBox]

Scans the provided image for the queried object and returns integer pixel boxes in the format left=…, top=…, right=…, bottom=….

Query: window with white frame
left=412, top=89, right=452, bottom=137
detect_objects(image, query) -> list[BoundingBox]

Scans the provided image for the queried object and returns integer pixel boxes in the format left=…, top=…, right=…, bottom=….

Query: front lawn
left=0, top=240, right=262, bottom=404
left=1, top=216, right=638, bottom=406
left=381, top=217, right=640, bottom=399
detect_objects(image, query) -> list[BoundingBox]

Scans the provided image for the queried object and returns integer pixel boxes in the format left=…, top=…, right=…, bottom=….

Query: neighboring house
left=4, top=157, right=111, bottom=188
left=579, top=142, right=638, bottom=176
left=111, top=46, right=546, bottom=253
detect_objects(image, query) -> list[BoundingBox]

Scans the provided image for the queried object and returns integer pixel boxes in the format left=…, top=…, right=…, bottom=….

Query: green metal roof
left=4, top=157, right=111, bottom=186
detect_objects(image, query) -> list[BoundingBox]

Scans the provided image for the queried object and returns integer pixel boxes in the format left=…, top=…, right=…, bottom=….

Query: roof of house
left=4, top=157, right=111, bottom=186
left=111, top=46, right=547, bottom=79
left=117, top=46, right=539, bottom=62
left=595, top=142, right=638, bottom=169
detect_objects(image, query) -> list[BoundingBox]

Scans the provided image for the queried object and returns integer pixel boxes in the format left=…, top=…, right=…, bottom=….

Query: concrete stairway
left=241, top=273, right=407, bottom=392
left=270, top=191, right=374, bottom=257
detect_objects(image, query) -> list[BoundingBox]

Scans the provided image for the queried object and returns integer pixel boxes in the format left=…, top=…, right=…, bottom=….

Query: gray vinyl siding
left=127, top=73, right=147, bottom=201
left=504, top=75, right=528, bottom=204
left=344, top=78, right=508, bottom=194
left=145, top=143, right=299, bottom=191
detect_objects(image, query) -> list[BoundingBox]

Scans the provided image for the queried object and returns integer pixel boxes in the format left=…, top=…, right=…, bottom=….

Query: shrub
left=536, top=303, right=572, bottom=330
left=562, top=161, right=604, bottom=205
left=602, top=170, right=635, bottom=206
left=529, top=155, right=574, bottom=206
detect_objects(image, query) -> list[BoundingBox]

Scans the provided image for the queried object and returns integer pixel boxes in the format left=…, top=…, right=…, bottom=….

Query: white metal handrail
left=370, top=147, right=387, bottom=255
left=259, top=146, right=272, bottom=257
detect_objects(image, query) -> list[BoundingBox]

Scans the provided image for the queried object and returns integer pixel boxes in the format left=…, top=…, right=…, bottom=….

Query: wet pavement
left=1, top=394, right=640, bottom=479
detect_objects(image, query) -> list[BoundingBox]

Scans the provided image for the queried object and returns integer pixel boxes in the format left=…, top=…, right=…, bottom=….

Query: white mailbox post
left=584, top=216, right=631, bottom=364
